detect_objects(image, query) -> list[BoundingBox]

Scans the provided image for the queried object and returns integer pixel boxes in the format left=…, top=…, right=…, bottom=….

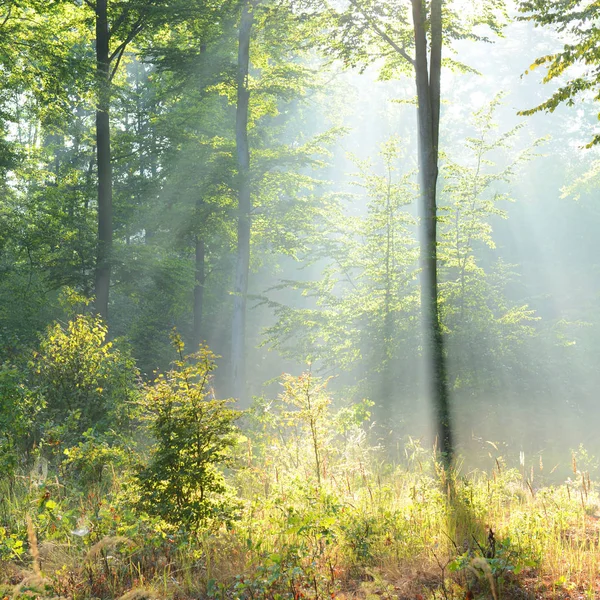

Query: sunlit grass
left=3, top=437, right=600, bottom=600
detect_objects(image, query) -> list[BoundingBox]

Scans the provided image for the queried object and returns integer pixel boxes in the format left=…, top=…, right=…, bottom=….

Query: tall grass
left=2, top=437, right=600, bottom=600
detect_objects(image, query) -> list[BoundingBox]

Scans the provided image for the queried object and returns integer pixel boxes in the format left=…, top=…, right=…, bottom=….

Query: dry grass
left=117, top=587, right=159, bottom=600
left=3, top=444, right=600, bottom=599
left=83, top=536, right=133, bottom=564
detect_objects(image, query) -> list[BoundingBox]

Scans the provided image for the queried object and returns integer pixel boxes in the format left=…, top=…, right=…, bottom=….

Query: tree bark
left=411, top=0, right=453, bottom=466
left=231, top=0, right=253, bottom=404
left=194, top=227, right=206, bottom=349
left=429, top=0, right=442, bottom=163
left=192, top=44, right=209, bottom=350
left=380, top=164, right=394, bottom=415
left=95, top=0, right=112, bottom=322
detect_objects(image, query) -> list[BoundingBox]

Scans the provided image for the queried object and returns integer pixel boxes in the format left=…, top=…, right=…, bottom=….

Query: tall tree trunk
left=411, top=0, right=453, bottom=466
left=194, top=222, right=206, bottom=348
left=380, top=165, right=394, bottom=415
left=231, top=0, right=253, bottom=404
left=95, top=0, right=112, bottom=322
left=193, top=44, right=208, bottom=350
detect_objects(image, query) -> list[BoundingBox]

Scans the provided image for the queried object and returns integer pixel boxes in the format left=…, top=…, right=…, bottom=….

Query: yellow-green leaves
left=136, top=336, right=240, bottom=531
left=32, top=313, right=139, bottom=455
left=519, top=0, right=600, bottom=146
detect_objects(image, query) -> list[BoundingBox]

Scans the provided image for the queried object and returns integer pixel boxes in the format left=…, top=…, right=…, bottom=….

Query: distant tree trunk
left=380, top=165, right=394, bottom=414
left=231, top=0, right=253, bottom=404
left=411, top=0, right=453, bottom=466
left=193, top=44, right=208, bottom=350
left=194, top=223, right=206, bottom=349
left=95, top=0, right=112, bottom=322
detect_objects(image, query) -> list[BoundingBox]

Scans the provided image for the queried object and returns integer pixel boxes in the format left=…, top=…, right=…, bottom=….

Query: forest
left=2, top=0, right=600, bottom=598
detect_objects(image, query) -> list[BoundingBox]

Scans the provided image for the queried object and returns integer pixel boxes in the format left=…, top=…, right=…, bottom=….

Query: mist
left=3, top=1, right=600, bottom=596
left=236, top=11, right=600, bottom=476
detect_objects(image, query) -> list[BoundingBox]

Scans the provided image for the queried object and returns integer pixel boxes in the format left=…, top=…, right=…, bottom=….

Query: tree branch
left=109, top=17, right=144, bottom=81
left=109, top=15, right=143, bottom=63
left=347, top=0, right=415, bottom=67
left=0, top=2, right=13, bottom=30
left=110, top=5, right=132, bottom=39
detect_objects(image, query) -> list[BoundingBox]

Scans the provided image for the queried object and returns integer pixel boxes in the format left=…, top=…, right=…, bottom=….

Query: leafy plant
left=279, top=371, right=333, bottom=487
left=0, top=363, right=37, bottom=476
left=0, top=527, right=25, bottom=562
left=31, top=312, right=139, bottom=455
left=135, top=333, right=240, bottom=531
left=62, top=430, right=134, bottom=490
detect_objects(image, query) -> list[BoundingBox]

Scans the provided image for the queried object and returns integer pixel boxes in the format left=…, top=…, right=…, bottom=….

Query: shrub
left=30, top=313, right=139, bottom=455
left=135, top=334, right=240, bottom=531
left=62, top=429, right=134, bottom=490
left=0, top=362, right=38, bottom=476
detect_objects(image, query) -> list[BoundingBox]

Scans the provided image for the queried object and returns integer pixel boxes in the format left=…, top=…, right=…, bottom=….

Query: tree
left=71, top=0, right=218, bottom=320
left=411, top=0, right=452, bottom=464
left=438, top=95, right=541, bottom=394
left=262, top=139, right=420, bottom=423
left=348, top=140, right=419, bottom=414
left=94, top=0, right=112, bottom=321
left=31, top=307, right=138, bottom=454
left=231, top=0, right=254, bottom=403
left=105, top=3, right=240, bottom=371
left=518, top=0, right=600, bottom=148
left=94, top=0, right=332, bottom=381
left=228, top=0, right=338, bottom=402
left=307, top=0, right=506, bottom=463
left=136, top=334, right=239, bottom=530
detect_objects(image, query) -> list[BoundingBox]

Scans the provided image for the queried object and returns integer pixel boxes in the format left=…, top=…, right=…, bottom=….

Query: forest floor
left=2, top=446, right=600, bottom=600
left=1, top=548, right=599, bottom=600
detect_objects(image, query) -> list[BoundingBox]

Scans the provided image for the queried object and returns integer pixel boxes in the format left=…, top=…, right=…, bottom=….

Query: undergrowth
left=2, top=428, right=600, bottom=600
left=1, top=329, right=599, bottom=600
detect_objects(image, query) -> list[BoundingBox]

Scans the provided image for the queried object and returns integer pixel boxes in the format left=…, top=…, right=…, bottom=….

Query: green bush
left=62, top=430, right=135, bottom=490
left=30, top=313, right=139, bottom=455
left=135, top=334, right=240, bottom=531
left=0, top=362, right=37, bottom=476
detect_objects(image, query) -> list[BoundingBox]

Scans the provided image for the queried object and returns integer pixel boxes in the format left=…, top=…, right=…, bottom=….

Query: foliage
left=62, top=430, right=135, bottom=490
left=0, top=527, right=25, bottom=562
left=0, top=331, right=599, bottom=599
left=261, top=138, right=419, bottom=417
left=0, top=362, right=37, bottom=476
left=518, top=0, right=600, bottom=147
left=30, top=311, right=139, bottom=454
left=4, top=422, right=599, bottom=600
left=279, top=371, right=331, bottom=486
left=135, top=334, right=240, bottom=530
left=0, top=1, right=600, bottom=599
left=438, top=95, right=543, bottom=392
left=301, top=0, right=507, bottom=77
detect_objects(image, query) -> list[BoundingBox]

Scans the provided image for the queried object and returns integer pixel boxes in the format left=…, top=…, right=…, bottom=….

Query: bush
left=135, top=334, right=240, bottom=531
left=62, top=429, right=134, bottom=490
left=0, top=362, right=37, bottom=476
left=31, top=313, right=139, bottom=456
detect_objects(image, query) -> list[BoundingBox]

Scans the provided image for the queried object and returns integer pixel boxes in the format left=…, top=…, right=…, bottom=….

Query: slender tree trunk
left=429, top=0, right=442, bottom=163
left=380, top=165, right=394, bottom=414
left=411, top=0, right=453, bottom=466
left=231, top=0, right=253, bottom=404
left=192, top=44, right=208, bottom=350
left=194, top=225, right=206, bottom=349
left=95, top=0, right=112, bottom=322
